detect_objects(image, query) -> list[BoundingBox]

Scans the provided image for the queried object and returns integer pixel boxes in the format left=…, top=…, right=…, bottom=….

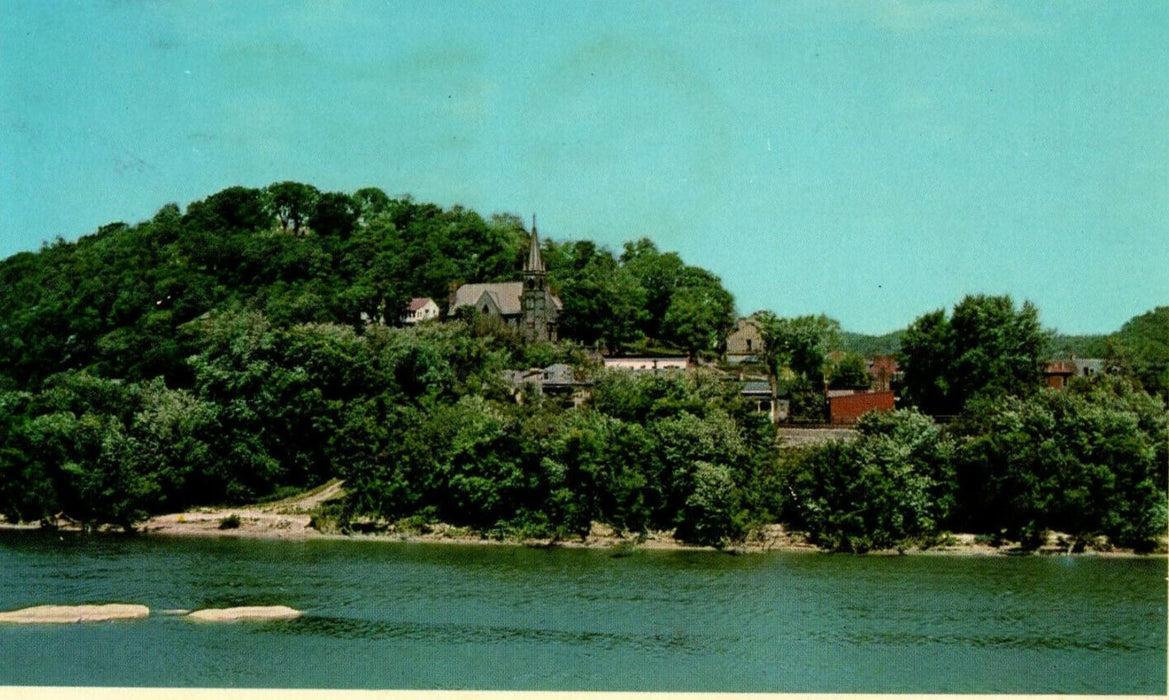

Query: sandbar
left=186, top=605, right=302, bottom=621
left=0, top=604, right=150, bottom=624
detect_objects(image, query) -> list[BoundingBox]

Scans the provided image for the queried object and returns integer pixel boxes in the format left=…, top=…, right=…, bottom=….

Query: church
left=448, top=217, right=561, bottom=342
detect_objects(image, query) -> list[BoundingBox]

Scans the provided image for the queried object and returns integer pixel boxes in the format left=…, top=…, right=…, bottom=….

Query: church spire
left=526, top=213, right=545, bottom=273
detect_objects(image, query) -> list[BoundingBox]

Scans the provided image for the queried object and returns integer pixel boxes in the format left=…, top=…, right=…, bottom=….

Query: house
left=449, top=216, right=561, bottom=342
left=400, top=297, right=439, bottom=325
left=503, top=363, right=591, bottom=406
left=725, top=316, right=763, bottom=364
left=1044, top=360, right=1076, bottom=390
left=740, top=379, right=789, bottom=422
left=828, top=390, right=895, bottom=425
left=1044, top=357, right=1105, bottom=390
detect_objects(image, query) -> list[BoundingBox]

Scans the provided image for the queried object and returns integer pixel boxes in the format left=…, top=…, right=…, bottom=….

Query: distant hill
left=1046, top=333, right=1109, bottom=358
left=839, top=330, right=904, bottom=357
left=1108, top=306, right=1168, bottom=397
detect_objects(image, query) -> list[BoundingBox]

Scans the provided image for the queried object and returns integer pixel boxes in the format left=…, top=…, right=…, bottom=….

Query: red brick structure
left=828, top=390, right=895, bottom=425
left=867, top=355, right=900, bottom=392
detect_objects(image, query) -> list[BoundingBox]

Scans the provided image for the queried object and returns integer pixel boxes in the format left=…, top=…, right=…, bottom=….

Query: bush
left=218, top=514, right=241, bottom=529
left=781, top=410, right=955, bottom=552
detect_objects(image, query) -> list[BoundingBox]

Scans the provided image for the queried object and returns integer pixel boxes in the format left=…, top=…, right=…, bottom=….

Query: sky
left=1, top=1, right=1166, bottom=335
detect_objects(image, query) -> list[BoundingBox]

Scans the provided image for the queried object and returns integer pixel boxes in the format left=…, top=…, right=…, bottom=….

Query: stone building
left=449, top=216, right=561, bottom=342
left=725, top=316, right=763, bottom=364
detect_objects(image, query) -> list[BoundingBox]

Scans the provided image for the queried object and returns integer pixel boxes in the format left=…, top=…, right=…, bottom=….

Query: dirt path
left=140, top=479, right=346, bottom=539
left=254, top=479, right=346, bottom=514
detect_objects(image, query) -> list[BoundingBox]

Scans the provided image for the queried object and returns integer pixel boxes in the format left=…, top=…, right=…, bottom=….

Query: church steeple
left=520, top=213, right=556, bottom=342
left=526, top=213, right=545, bottom=273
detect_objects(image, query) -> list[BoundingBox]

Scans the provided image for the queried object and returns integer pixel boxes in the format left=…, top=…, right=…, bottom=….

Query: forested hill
left=840, top=330, right=904, bottom=357
left=0, top=183, right=735, bottom=392
left=1, top=184, right=1165, bottom=552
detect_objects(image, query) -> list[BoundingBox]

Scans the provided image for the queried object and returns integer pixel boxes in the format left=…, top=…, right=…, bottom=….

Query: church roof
left=450, top=281, right=562, bottom=316
left=452, top=282, right=525, bottom=315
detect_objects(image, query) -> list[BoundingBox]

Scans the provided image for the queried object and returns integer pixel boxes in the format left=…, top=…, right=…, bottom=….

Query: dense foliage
left=0, top=185, right=749, bottom=543
left=781, top=410, right=955, bottom=553
left=1103, top=306, right=1168, bottom=398
left=898, top=295, right=1047, bottom=416
left=783, top=374, right=1167, bottom=552
left=752, top=312, right=841, bottom=422
left=949, top=374, right=1167, bottom=550
left=0, top=313, right=775, bottom=544
left=0, top=185, right=1164, bottom=552
left=544, top=237, right=736, bottom=358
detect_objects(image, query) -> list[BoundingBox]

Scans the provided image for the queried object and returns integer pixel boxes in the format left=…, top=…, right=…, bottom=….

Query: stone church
left=449, top=217, right=561, bottom=342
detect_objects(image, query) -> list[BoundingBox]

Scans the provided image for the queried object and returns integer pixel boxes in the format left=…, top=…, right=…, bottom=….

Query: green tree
left=755, top=312, right=841, bottom=422
left=899, top=295, right=1047, bottom=416
left=660, top=267, right=735, bottom=360
left=311, top=191, right=359, bottom=238
left=1108, top=307, right=1168, bottom=397
left=266, top=181, right=320, bottom=234
left=620, top=238, right=685, bottom=339
left=952, top=375, right=1167, bottom=550
left=549, top=241, right=647, bottom=352
left=827, top=352, right=872, bottom=390
left=783, top=409, right=955, bottom=552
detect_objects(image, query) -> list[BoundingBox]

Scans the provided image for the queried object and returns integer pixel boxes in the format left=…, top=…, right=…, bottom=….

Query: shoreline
left=2, top=511, right=1160, bottom=557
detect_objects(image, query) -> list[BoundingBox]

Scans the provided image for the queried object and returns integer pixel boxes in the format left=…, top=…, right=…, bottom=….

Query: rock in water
left=0, top=604, right=150, bottom=624
left=186, top=605, right=302, bottom=622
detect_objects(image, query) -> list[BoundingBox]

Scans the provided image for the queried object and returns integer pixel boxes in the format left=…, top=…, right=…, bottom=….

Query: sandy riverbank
left=2, top=479, right=1159, bottom=556
left=13, top=513, right=1147, bottom=557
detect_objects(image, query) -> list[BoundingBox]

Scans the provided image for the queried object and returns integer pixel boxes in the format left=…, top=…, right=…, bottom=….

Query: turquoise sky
left=2, top=1, right=1166, bottom=334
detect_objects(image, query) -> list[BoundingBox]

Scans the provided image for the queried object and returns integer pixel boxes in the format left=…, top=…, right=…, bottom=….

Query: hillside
left=839, top=330, right=904, bottom=357
left=0, top=184, right=738, bottom=393
left=0, top=186, right=1163, bottom=552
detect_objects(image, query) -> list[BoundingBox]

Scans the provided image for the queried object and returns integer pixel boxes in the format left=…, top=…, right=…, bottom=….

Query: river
left=1, top=531, right=1164, bottom=692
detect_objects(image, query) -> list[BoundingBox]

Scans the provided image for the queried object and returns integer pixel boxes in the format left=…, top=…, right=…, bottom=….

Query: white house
left=401, top=297, right=439, bottom=324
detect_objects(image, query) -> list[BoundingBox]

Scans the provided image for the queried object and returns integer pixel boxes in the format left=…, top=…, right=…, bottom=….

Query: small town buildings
left=828, top=390, right=896, bottom=425
left=1044, top=358, right=1105, bottom=390
left=449, top=217, right=561, bottom=342
left=740, top=379, right=789, bottom=422
left=503, top=363, right=590, bottom=406
left=602, top=356, right=690, bottom=372
left=725, top=317, right=763, bottom=364
left=400, top=297, right=439, bottom=325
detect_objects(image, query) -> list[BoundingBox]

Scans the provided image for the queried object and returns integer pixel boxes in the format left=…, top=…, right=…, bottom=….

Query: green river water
left=0, top=531, right=1164, bottom=692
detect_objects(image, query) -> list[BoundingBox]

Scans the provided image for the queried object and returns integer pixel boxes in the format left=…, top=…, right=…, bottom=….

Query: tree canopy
left=898, top=295, right=1047, bottom=416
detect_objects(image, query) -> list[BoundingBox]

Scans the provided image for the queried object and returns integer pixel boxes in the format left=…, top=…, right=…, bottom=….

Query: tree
left=782, top=409, right=955, bottom=552
left=183, top=186, right=270, bottom=232
left=755, top=312, right=841, bottom=422
left=899, top=295, right=1047, bottom=416
left=620, top=238, right=685, bottom=339
left=827, top=352, right=872, bottom=390
left=1107, top=307, right=1168, bottom=397
left=660, top=267, right=735, bottom=360
left=266, top=181, right=320, bottom=234
left=353, top=187, right=391, bottom=224
left=898, top=309, right=954, bottom=415
left=549, top=242, right=647, bottom=352
left=311, top=192, right=359, bottom=238
left=951, top=375, right=1167, bottom=550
